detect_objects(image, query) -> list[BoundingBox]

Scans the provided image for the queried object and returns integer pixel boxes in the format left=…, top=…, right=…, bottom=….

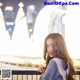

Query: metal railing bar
left=75, top=70, right=80, bottom=75
left=32, top=75, right=33, bottom=80
left=12, top=70, right=41, bottom=75
left=22, top=75, right=23, bottom=80
left=17, top=75, right=18, bottom=80
left=0, top=70, right=80, bottom=75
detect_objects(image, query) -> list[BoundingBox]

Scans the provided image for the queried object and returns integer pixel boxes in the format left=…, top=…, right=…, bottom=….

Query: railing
left=0, top=70, right=80, bottom=80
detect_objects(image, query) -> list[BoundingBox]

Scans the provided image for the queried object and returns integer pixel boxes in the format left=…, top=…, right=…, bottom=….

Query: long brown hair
left=43, top=33, right=75, bottom=80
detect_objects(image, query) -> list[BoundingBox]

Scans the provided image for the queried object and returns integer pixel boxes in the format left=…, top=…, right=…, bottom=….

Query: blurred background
left=0, top=0, right=80, bottom=70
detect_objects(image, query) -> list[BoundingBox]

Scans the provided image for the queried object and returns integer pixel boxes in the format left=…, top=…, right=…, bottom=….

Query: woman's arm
left=41, top=59, right=57, bottom=80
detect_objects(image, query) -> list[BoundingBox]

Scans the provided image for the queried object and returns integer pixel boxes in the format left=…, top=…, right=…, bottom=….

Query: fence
left=0, top=70, right=80, bottom=80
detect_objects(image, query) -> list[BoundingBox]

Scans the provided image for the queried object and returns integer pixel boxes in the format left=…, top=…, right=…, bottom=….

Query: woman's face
left=46, top=38, right=55, bottom=57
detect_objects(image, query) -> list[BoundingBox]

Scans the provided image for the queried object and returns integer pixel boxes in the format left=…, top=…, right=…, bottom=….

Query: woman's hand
left=37, top=64, right=46, bottom=73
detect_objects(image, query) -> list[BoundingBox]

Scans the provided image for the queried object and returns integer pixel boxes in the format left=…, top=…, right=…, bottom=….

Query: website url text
left=44, top=1, right=79, bottom=6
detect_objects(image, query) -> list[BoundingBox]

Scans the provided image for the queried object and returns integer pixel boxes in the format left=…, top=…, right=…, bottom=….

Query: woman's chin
left=49, top=54, right=54, bottom=57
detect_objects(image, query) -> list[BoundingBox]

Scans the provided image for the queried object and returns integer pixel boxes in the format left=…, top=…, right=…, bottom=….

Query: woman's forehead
left=46, top=38, right=54, bottom=44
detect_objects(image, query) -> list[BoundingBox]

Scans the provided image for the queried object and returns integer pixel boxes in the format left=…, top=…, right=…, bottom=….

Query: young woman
left=38, top=33, right=75, bottom=80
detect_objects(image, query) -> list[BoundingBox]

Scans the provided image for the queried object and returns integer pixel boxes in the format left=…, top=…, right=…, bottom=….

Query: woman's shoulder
left=48, top=58, right=65, bottom=69
left=52, top=58, right=66, bottom=70
left=52, top=58, right=64, bottom=64
left=48, top=58, right=58, bottom=68
left=49, top=58, right=60, bottom=65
